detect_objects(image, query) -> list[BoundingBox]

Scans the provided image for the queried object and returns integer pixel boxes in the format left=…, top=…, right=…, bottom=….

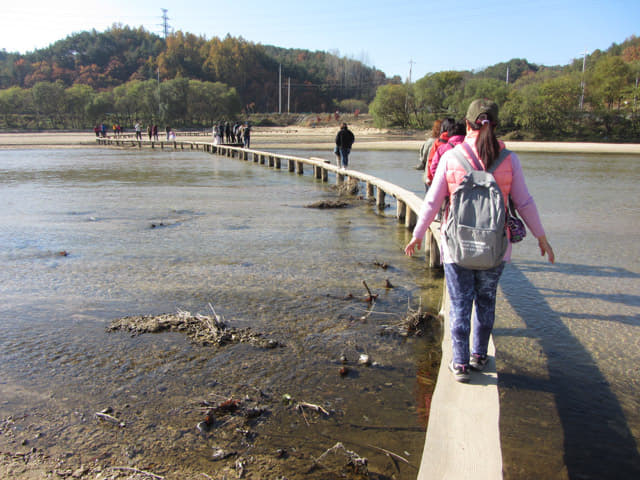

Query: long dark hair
left=468, top=114, right=500, bottom=169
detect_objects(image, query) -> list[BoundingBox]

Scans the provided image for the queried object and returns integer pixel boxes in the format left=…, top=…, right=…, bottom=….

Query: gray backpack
left=444, top=145, right=510, bottom=270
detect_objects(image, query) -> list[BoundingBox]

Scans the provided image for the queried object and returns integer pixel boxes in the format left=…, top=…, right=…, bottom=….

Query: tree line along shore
left=2, top=128, right=640, bottom=155
left=0, top=26, right=639, bottom=142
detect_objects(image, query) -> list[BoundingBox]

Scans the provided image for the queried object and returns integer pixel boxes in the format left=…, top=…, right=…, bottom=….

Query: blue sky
left=2, top=0, right=638, bottom=81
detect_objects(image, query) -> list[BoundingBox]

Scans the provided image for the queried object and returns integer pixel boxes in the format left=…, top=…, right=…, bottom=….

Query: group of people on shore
left=213, top=121, right=251, bottom=148
left=94, top=122, right=175, bottom=141
left=407, top=99, right=555, bottom=383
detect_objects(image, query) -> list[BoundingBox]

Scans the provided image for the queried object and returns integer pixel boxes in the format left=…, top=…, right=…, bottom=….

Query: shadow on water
left=496, top=261, right=640, bottom=479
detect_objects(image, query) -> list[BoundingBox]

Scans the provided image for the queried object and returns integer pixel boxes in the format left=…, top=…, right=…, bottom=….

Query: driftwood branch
left=362, top=280, right=378, bottom=303
left=94, top=412, right=125, bottom=427
left=295, top=401, right=330, bottom=416
left=311, top=442, right=368, bottom=475
left=107, top=466, right=164, bottom=479
left=366, top=443, right=412, bottom=465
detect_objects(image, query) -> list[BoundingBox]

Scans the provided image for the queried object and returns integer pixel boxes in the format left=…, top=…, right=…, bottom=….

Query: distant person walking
left=417, top=119, right=442, bottom=170
left=335, top=123, right=355, bottom=169
left=134, top=122, right=142, bottom=141
left=243, top=122, right=251, bottom=148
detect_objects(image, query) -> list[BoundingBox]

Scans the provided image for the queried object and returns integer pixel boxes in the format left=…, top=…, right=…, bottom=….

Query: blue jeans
left=444, top=262, right=505, bottom=365
left=339, top=147, right=350, bottom=168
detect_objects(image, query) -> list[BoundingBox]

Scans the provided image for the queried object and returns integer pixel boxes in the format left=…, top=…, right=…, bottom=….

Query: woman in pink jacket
left=405, top=99, right=555, bottom=383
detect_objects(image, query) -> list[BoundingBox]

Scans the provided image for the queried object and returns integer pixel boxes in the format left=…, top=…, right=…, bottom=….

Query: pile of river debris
left=107, top=307, right=281, bottom=349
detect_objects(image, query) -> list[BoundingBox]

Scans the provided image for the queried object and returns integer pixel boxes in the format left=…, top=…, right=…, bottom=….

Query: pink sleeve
left=509, top=153, right=546, bottom=238
left=412, top=152, right=451, bottom=240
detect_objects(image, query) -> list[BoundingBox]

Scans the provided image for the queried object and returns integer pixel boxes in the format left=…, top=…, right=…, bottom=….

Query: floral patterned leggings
left=444, top=262, right=505, bottom=366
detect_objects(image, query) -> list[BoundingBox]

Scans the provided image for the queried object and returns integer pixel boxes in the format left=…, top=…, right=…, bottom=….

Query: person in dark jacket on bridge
left=335, top=123, right=355, bottom=169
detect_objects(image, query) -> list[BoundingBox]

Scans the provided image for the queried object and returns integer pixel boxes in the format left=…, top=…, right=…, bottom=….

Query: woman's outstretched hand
left=538, top=235, right=555, bottom=264
left=404, top=237, right=422, bottom=256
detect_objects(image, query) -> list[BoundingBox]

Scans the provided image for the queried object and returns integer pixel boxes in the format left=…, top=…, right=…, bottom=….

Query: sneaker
left=448, top=361, right=470, bottom=383
left=470, top=353, right=489, bottom=371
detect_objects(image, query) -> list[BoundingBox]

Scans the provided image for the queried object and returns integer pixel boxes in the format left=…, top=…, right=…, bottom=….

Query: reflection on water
left=0, top=148, right=442, bottom=478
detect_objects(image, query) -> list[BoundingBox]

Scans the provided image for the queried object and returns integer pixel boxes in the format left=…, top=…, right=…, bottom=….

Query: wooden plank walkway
left=96, top=137, right=503, bottom=479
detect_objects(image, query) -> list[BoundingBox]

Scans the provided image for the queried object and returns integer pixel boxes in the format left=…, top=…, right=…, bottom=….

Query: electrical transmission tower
left=160, top=9, right=171, bottom=39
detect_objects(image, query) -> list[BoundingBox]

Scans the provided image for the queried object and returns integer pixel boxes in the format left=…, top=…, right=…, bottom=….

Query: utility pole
left=278, top=64, right=282, bottom=114
left=157, top=67, right=161, bottom=116
left=405, top=59, right=415, bottom=119
left=408, top=59, right=415, bottom=84
left=579, top=49, right=588, bottom=110
left=287, top=77, right=291, bottom=114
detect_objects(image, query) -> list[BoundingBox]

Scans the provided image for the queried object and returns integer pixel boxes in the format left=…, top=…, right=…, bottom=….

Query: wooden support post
left=296, top=161, right=304, bottom=175
left=268, top=156, right=274, bottom=167
left=397, top=200, right=406, bottom=222
left=426, top=230, right=441, bottom=267
left=322, top=168, right=328, bottom=182
left=366, top=182, right=374, bottom=199
left=406, top=208, right=417, bottom=229
left=376, top=189, right=386, bottom=209
left=275, top=157, right=281, bottom=169
left=337, top=173, right=344, bottom=185
left=288, top=159, right=295, bottom=172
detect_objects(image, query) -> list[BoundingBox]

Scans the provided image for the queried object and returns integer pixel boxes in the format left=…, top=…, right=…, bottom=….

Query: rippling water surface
left=0, top=147, right=442, bottom=479
left=0, top=145, right=638, bottom=479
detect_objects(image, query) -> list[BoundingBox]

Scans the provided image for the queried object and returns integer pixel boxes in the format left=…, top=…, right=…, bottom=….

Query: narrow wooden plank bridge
left=96, top=136, right=442, bottom=267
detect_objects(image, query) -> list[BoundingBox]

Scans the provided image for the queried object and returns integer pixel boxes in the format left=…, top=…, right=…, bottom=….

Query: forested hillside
left=370, top=36, right=640, bottom=141
left=0, top=25, right=638, bottom=141
left=0, top=25, right=389, bottom=129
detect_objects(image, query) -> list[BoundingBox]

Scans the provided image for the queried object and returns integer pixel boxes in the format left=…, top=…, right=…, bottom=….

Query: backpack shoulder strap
left=460, top=142, right=511, bottom=173
left=448, top=145, right=474, bottom=174
left=487, top=148, right=511, bottom=173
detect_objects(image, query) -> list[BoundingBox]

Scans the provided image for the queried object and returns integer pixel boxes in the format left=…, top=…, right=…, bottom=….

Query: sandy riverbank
left=2, top=128, right=640, bottom=154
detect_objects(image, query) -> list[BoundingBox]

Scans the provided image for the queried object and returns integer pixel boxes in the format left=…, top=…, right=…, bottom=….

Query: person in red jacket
left=428, top=120, right=466, bottom=181
left=424, top=118, right=456, bottom=187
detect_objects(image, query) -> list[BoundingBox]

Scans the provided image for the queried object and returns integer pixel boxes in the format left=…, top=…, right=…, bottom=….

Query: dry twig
left=295, top=401, right=330, bottom=416
left=107, top=466, right=164, bottom=479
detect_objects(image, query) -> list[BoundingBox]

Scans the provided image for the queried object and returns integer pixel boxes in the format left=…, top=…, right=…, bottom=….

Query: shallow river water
left=0, top=147, right=443, bottom=479
left=0, top=145, right=638, bottom=479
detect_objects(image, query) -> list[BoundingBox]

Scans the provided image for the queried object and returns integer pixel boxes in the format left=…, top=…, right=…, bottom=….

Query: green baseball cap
left=466, top=99, right=499, bottom=124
